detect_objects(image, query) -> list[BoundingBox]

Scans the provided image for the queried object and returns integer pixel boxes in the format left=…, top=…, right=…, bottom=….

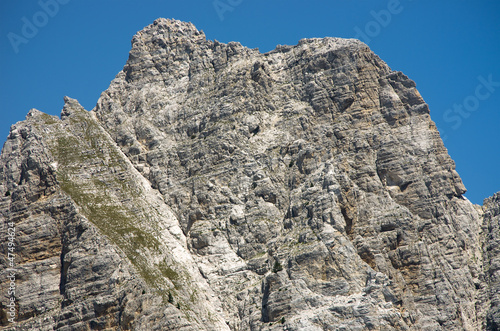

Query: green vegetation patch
left=47, top=109, right=182, bottom=299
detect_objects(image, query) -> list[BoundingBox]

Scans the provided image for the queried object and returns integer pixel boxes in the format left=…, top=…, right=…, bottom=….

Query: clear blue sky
left=1, top=0, right=499, bottom=204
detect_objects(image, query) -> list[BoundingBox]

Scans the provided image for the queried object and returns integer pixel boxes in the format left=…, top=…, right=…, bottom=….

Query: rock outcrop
left=0, top=18, right=498, bottom=330
left=484, top=193, right=500, bottom=330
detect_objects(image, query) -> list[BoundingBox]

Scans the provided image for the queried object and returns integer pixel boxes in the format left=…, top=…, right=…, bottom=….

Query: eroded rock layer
left=0, top=18, right=498, bottom=330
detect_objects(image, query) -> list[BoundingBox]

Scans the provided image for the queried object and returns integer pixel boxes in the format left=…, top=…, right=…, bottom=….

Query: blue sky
left=1, top=0, right=499, bottom=204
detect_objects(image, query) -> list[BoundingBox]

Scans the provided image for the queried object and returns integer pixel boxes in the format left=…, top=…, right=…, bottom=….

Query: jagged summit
left=61, top=96, right=85, bottom=118
left=130, top=18, right=207, bottom=50
left=131, top=17, right=366, bottom=56
left=1, top=18, right=499, bottom=330
left=120, top=17, right=369, bottom=86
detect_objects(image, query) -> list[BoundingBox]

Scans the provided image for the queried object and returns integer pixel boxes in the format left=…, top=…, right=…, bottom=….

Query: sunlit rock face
left=1, top=18, right=497, bottom=330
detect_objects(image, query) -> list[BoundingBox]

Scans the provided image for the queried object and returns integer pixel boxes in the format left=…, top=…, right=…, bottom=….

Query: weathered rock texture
left=484, top=193, right=500, bottom=330
left=0, top=18, right=498, bottom=330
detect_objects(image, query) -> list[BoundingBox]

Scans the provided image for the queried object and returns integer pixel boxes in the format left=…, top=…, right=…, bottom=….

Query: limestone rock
left=0, top=18, right=498, bottom=330
left=483, top=193, right=500, bottom=330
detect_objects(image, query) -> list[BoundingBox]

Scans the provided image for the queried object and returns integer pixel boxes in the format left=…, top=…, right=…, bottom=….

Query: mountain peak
left=1, top=18, right=499, bottom=331
left=130, top=17, right=206, bottom=49
left=61, top=96, right=85, bottom=118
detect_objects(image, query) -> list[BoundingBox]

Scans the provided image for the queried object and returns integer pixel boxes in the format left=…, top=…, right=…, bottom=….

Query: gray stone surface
left=0, top=100, right=228, bottom=330
left=484, top=193, right=500, bottom=330
left=0, top=18, right=498, bottom=330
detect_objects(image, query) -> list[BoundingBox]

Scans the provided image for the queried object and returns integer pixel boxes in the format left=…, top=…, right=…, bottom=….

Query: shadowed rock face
left=0, top=18, right=497, bottom=330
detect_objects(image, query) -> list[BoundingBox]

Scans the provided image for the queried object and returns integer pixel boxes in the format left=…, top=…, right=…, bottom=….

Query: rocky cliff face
left=0, top=18, right=498, bottom=330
